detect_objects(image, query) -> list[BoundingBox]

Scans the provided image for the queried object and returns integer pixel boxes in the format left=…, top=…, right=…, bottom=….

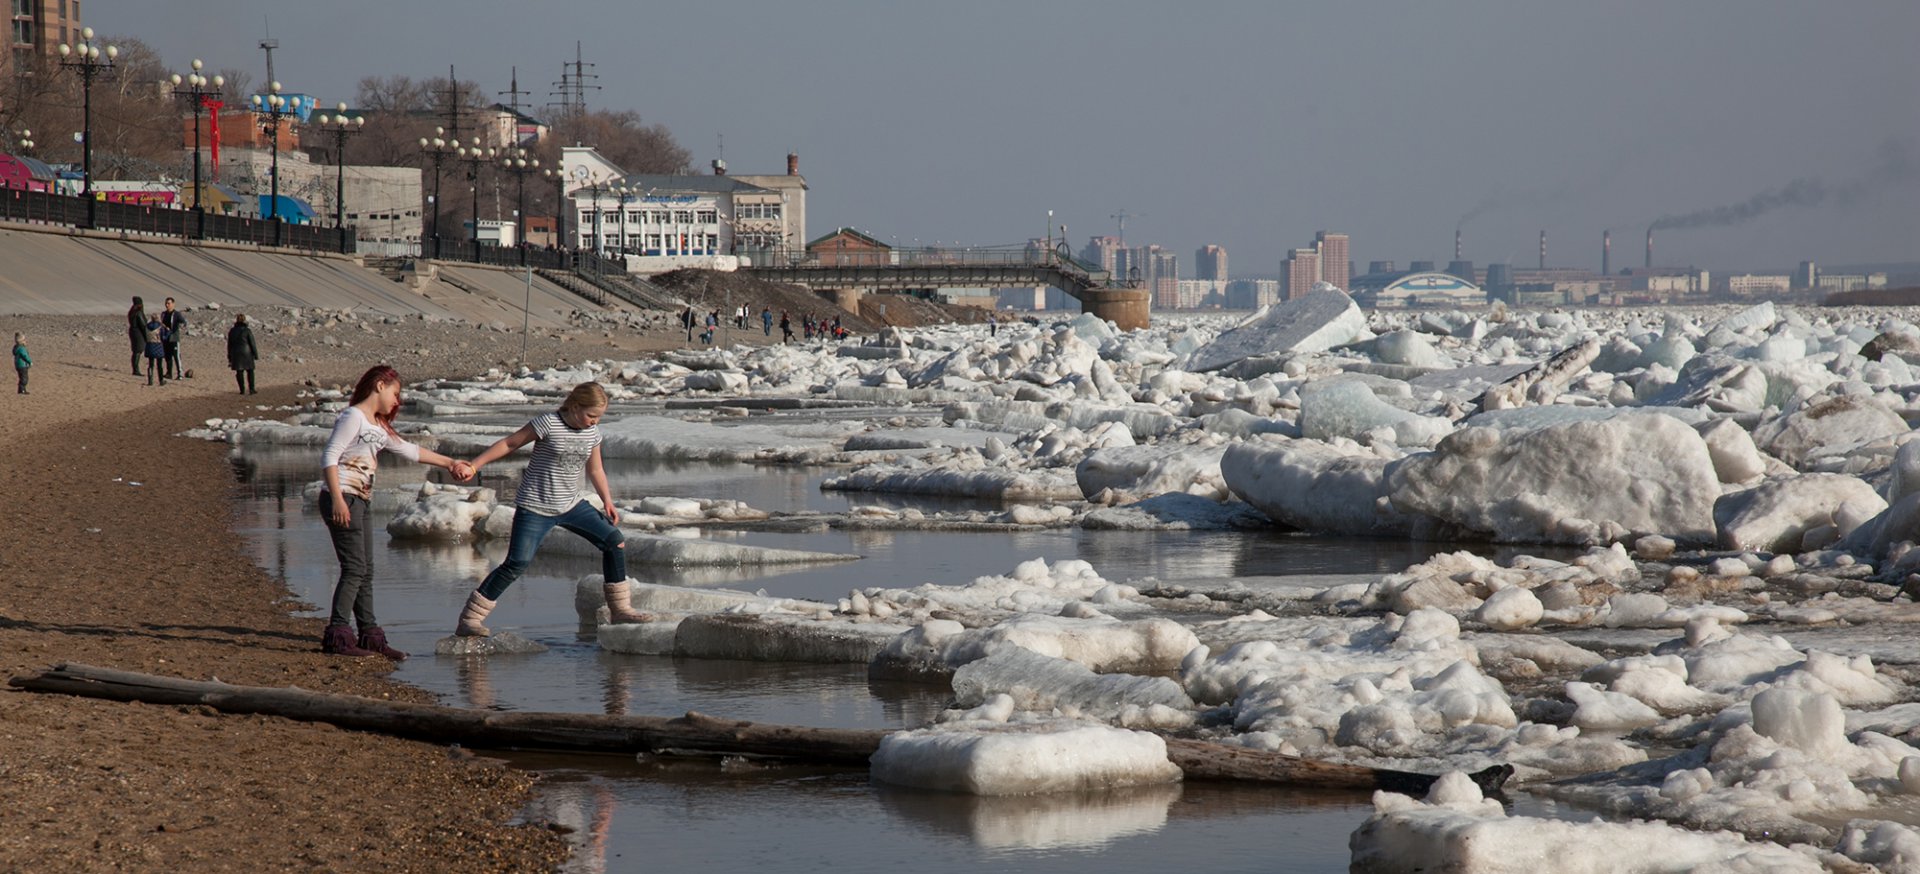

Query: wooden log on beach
left=9, top=662, right=1509, bottom=795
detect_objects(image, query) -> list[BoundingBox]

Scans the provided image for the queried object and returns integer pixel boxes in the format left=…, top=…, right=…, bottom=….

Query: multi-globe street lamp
left=418, top=129, right=460, bottom=259
left=164, top=59, right=222, bottom=240
left=456, top=142, right=495, bottom=254
left=249, top=82, right=304, bottom=247
left=12, top=129, right=31, bottom=154
left=497, top=147, right=540, bottom=262
left=312, top=103, right=365, bottom=254
left=56, top=27, right=117, bottom=229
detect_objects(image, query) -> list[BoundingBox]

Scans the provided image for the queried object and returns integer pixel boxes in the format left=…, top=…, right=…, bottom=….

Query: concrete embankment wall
left=0, top=225, right=612, bottom=329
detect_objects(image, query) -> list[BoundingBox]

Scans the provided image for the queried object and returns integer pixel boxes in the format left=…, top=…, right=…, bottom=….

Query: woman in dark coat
left=227, top=314, right=259, bottom=395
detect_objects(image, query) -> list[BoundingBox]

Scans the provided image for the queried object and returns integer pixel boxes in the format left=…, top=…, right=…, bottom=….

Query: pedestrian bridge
left=740, top=248, right=1153, bottom=329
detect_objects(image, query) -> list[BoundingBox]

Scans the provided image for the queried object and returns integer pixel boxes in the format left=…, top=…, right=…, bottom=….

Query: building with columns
left=559, top=146, right=806, bottom=260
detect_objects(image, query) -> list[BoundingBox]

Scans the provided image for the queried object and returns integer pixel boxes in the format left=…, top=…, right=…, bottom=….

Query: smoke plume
left=1650, top=139, right=1914, bottom=232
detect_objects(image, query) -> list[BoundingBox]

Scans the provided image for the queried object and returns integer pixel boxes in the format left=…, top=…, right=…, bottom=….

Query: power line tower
left=1110, top=209, right=1143, bottom=248
left=547, top=41, right=599, bottom=126
left=436, top=65, right=465, bottom=143
left=499, top=66, right=531, bottom=113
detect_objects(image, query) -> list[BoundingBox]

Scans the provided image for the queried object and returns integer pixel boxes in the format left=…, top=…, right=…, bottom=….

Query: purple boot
left=357, top=625, right=409, bottom=661
left=321, top=623, right=376, bottom=657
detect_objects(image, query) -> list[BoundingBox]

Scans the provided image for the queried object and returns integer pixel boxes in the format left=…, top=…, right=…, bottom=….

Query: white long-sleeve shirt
left=321, top=406, right=421, bottom=500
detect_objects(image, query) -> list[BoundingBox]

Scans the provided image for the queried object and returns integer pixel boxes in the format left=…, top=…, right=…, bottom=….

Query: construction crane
left=1110, top=209, right=1143, bottom=248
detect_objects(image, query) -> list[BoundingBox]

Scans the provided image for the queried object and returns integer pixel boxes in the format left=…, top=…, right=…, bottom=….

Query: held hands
left=449, top=460, right=476, bottom=482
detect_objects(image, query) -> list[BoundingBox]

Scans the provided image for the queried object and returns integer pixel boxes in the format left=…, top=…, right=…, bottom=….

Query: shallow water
left=231, top=442, right=1570, bottom=873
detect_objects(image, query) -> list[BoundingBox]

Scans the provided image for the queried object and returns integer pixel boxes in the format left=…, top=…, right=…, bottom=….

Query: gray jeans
left=321, top=492, right=378, bottom=627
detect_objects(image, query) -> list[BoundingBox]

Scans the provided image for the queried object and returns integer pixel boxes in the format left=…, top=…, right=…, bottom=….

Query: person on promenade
left=761, top=307, right=773, bottom=337
left=452, top=381, right=649, bottom=637
left=126, top=296, right=147, bottom=376
left=12, top=332, right=29, bottom=394
left=320, top=365, right=473, bottom=658
left=227, top=314, right=258, bottom=395
left=142, top=312, right=167, bottom=386
left=160, top=297, right=188, bottom=380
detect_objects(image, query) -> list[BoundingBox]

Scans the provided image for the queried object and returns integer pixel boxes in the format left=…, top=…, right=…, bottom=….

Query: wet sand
left=0, top=312, right=690, bottom=872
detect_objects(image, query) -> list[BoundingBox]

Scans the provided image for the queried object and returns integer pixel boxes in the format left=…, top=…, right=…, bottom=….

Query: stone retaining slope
left=0, top=226, right=615, bottom=329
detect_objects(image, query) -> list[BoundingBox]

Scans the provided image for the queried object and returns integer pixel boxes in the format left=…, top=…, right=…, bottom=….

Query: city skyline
left=83, top=0, right=1920, bottom=275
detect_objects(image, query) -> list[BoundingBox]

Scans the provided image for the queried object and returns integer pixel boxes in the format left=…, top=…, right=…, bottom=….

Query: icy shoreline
left=204, top=295, right=1920, bottom=870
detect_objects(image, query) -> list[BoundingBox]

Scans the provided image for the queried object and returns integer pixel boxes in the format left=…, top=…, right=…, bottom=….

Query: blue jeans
left=476, top=500, right=626, bottom=599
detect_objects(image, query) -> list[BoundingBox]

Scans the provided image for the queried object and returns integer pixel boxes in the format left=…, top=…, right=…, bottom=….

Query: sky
left=90, top=0, right=1920, bottom=277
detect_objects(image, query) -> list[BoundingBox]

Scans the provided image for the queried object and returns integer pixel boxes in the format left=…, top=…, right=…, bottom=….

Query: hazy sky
left=92, top=0, right=1920, bottom=275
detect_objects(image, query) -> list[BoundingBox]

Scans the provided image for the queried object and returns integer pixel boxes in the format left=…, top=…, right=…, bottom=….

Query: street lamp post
left=165, top=59, right=222, bottom=240
left=417, top=129, right=459, bottom=259
left=314, top=103, right=365, bottom=254
left=542, top=167, right=568, bottom=256
left=56, top=27, right=117, bottom=229
left=249, top=82, right=303, bottom=247
left=457, top=143, right=495, bottom=259
left=498, top=148, right=540, bottom=264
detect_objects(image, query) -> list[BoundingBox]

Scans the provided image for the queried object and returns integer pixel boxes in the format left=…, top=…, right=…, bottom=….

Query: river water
left=229, top=435, right=1578, bottom=873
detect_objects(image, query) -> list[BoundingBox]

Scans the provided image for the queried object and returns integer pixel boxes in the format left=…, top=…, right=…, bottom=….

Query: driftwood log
left=10, top=662, right=1511, bottom=795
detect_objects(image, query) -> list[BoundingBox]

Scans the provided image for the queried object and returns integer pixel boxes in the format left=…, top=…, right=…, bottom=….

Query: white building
left=1724, top=273, right=1791, bottom=296
left=559, top=147, right=807, bottom=269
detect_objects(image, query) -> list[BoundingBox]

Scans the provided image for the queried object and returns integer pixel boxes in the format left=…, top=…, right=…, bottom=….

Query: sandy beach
left=0, top=311, right=692, bottom=872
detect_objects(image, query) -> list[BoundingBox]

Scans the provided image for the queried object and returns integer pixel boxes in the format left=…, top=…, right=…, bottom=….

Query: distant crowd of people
left=680, top=303, right=853, bottom=346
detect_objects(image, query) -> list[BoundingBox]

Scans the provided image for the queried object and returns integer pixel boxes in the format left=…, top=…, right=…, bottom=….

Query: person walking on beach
left=452, top=381, right=650, bottom=637
left=12, top=332, right=29, bottom=394
left=680, top=305, right=696, bottom=342
left=761, top=307, right=773, bottom=337
left=320, top=365, right=474, bottom=658
left=142, top=312, right=167, bottom=386
left=779, top=310, right=793, bottom=343
left=227, top=314, right=258, bottom=394
left=988, top=312, right=998, bottom=337
left=160, top=297, right=188, bottom=380
left=126, top=296, right=147, bottom=376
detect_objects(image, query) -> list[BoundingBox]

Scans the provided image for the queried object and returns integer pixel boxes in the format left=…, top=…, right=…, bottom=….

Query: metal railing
left=1, top=186, right=351, bottom=253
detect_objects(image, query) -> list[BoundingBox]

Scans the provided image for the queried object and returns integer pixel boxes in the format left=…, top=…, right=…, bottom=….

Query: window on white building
left=673, top=210, right=694, bottom=224
left=697, top=210, right=717, bottom=225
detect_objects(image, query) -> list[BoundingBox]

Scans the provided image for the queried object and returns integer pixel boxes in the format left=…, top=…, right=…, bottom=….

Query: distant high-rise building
left=1409, top=260, right=1437, bottom=273
left=1195, top=245, right=1229, bottom=281
left=1315, top=231, right=1350, bottom=291
left=2, top=0, right=80, bottom=81
left=1082, top=235, right=1123, bottom=275
left=1143, top=246, right=1179, bottom=309
left=1281, top=247, right=1322, bottom=301
left=1794, top=260, right=1817, bottom=290
left=1368, top=260, right=1396, bottom=274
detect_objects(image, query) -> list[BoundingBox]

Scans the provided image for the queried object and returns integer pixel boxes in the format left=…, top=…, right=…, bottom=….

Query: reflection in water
left=877, top=782, right=1181, bottom=851
left=229, top=442, right=1483, bottom=873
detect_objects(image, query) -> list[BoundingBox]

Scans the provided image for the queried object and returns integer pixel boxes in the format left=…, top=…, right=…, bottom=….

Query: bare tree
left=550, top=108, right=690, bottom=175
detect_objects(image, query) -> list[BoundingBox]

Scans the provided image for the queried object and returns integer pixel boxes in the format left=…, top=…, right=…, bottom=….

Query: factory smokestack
left=1538, top=230, right=1546, bottom=270
left=1603, top=230, right=1611, bottom=277
left=1454, top=229, right=1462, bottom=261
left=1645, top=227, right=1653, bottom=270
